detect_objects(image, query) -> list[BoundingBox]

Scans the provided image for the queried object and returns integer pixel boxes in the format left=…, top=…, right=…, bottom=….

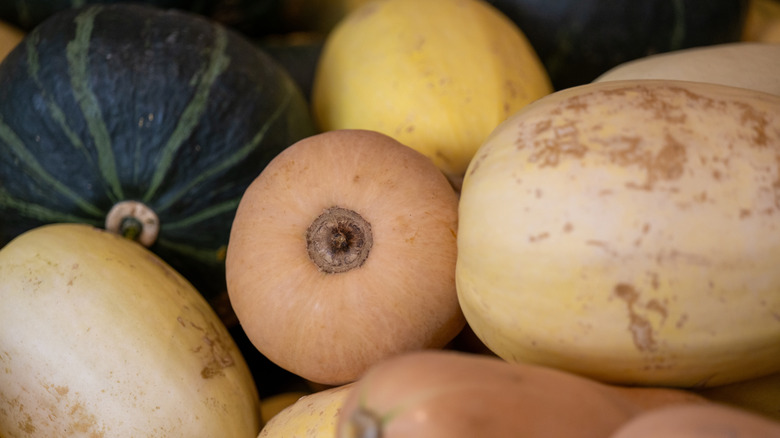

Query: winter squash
left=456, top=79, right=780, bottom=388
left=595, top=42, right=780, bottom=96
left=0, top=19, right=23, bottom=62
left=484, top=0, right=750, bottom=90
left=0, top=3, right=316, bottom=301
left=609, top=403, right=780, bottom=437
left=0, top=0, right=206, bottom=30
left=259, top=384, right=353, bottom=437
left=226, top=129, right=464, bottom=385
left=0, top=223, right=261, bottom=437
left=311, top=0, right=552, bottom=188
left=336, top=350, right=706, bottom=438
left=742, top=0, right=780, bottom=43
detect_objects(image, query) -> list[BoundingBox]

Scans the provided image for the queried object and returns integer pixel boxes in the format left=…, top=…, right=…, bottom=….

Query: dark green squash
left=0, top=0, right=212, bottom=31
left=0, top=3, right=316, bottom=302
left=485, top=0, right=750, bottom=90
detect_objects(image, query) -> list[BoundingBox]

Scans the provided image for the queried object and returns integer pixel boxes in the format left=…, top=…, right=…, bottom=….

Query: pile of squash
left=1, top=0, right=780, bottom=437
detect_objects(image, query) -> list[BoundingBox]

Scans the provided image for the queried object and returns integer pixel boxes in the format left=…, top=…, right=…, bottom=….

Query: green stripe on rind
left=25, top=28, right=108, bottom=198
left=160, top=197, right=241, bottom=230
left=155, top=237, right=227, bottom=266
left=143, top=25, right=232, bottom=204
left=154, top=90, right=294, bottom=214
left=0, top=186, right=100, bottom=225
left=0, top=114, right=104, bottom=218
left=66, top=5, right=124, bottom=201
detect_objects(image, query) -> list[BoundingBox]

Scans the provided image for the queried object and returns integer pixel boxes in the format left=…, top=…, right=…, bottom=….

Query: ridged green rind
left=0, top=3, right=316, bottom=298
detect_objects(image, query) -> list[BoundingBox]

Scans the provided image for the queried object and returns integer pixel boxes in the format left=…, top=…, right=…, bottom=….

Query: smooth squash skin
left=0, top=223, right=261, bottom=437
left=226, top=129, right=464, bottom=386
left=311, top=0, right=552, bottom=188
left=594, top=42, right=780, bottom=96
left=456, top=79, right=780, bottom=388
left=609, top=403, right=780, bottom=438
left=0, top=4, right=316, bottom=302
left=336, top=350, right=706, bottom=438
left=259, top=384, right=354, bottom=437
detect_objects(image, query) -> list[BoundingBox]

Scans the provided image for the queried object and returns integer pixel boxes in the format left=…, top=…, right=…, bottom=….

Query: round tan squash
left=0, top=223, right=261, bottom=437
left=336, top=350, right=705, bottom=438
left=258, top=383, right=353, bottom=437
left=457, top=79, right=780, bottom=388
left=226, top=129, right=464, bottom=385
left=311, top=0, right=552, bottom=188
left=594, top=42, right=780, bottom=96
left=609, top=403, right=780, bottom=438
left=0, top=19, right=23, bottom=62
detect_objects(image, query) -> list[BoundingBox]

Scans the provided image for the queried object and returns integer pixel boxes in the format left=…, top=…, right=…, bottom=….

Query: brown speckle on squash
left=614, top=283, right=658, bottom=352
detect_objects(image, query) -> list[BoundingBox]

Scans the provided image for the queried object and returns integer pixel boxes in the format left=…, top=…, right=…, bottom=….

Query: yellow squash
left=312, top=0, right=552, bottom=187
left=0, top=19, right=23, bottom=62
left=456, top=79, right=780, bottom=388
left=0, top=223, right=261, bottom=437
left=258, top=384, right=353, bottom=437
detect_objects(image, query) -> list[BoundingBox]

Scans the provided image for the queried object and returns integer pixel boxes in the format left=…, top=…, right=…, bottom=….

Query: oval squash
left=457, top=79, right=780, bottom=388
left=336, top=350, right=705, bottom=438
left=259, top=384, right=353, bottom=437
left=0, top=223, right=261, bottom=437
left=311, top=0, right=552, bottom=188
left=594, top=42, right=780, bottom=96
left=226, top=129, right=464, bottom=385
left=0, top=3, right=316, bottom=301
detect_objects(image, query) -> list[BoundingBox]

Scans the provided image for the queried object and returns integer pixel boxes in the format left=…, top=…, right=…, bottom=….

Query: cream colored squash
left=311, top=0, right=552, bottom=188
left=258, top=384, right=353, bottom=437
left=0, top=223, right=261, bottom=437
left=594, top=42, right=780, bottom=96
left=456, top=79, right=780, bottom=388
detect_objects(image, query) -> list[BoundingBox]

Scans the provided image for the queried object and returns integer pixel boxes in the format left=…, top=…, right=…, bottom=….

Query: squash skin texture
left=0, top=223, right=261, bottom=437
left=258, top=383, right=353, bottom=437
left=336, top=350, right=706, bottom=438
left=0, top=4, right=316, bottom=301
left=311, top=0, right=553, bottom=187
left=226, top=129, right=464, bottom=386
left=595, top=42, right=780, bottom=96
left=456, top=79, right=780, bottom=388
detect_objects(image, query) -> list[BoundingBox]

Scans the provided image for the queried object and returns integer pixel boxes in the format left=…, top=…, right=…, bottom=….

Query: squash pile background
left=2, top=0, right=780, bottom=435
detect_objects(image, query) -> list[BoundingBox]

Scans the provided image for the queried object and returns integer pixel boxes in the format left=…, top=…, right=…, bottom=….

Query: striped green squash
left=0, top=0, right=206, bottom=31
left=0, top=3, right=316, bottom=301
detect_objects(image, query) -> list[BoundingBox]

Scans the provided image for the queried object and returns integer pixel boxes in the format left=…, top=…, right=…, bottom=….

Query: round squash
left=456, top=79, right=780, bottom=388
left=485, top=0, right=749, bottom=90
left=259, top=384, right=353, bottom=437
left=0, top=19, right=23, bottom=62
left=594, top=42, right=780, bottom=96
left=311, top=0, right=552, bottom=188
left=0, top=4, right=316, bottom=301
left=226, top=129, right=464, bottom=385
left=609, top=403, right=780, bottom=437
left=336, top=350, right=706, bottom=438
left=0, top=223, right=261, bottom=437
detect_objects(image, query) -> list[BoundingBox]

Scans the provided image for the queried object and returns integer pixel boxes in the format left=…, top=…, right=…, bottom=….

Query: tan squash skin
left=0, top=224, right=261, bottom=437
left=336, top=350, right=706, bottom=438
left=226, top=129, right=464, bottom=386
left=609, top=403, right=780, bottom=438
left=457, top=79, right=780, bottom=388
